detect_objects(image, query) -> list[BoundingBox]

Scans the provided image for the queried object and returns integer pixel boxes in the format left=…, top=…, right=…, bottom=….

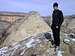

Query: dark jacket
left=52, top=9, right=64, bottom=27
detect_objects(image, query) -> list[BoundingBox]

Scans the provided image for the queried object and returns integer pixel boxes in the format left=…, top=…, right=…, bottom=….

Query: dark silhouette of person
left=51, top=2, right=64, bottom=50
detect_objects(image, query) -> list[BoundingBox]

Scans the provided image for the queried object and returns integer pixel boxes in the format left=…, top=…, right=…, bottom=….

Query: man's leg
left=51, top=26, right=56, bottom=46
left=52, top=27, right=60, bottom=47
left=56, top=27, right=60, bottom=46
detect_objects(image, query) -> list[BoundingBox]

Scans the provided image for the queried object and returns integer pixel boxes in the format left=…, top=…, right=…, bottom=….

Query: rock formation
left=0, top=32, right=53, bottom=56
left=2, top=12, right=51, bottom=47
left=0, top=11, right=75, bottom=56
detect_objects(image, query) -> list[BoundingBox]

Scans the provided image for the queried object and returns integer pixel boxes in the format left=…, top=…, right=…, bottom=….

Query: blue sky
left=0, top=0, right=75, bottom=16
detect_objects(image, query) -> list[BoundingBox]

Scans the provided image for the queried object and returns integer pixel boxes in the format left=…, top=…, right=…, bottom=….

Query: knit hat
left=53, top=2, right=58, bottom=7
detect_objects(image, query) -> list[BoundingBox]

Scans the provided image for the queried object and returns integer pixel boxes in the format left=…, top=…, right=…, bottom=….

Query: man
left=51, top=2, right=64, bottom=51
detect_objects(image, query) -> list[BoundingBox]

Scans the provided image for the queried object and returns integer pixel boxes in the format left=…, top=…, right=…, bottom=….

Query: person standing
left=51, top=2, right=64, bottom=51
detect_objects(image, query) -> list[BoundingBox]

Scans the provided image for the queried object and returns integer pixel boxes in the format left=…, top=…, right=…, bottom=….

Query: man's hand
left=56, top=26, right=58, bottom=28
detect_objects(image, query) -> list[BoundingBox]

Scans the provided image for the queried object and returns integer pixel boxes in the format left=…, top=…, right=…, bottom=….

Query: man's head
left=53, top=2, right=58, bottom=10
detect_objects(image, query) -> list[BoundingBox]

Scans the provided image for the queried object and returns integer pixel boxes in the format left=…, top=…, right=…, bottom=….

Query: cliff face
left=0, top=11, right=27, bottom=23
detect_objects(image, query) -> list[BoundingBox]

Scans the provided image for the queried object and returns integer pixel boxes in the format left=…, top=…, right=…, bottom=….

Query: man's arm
left=59, top=11, right=64, bottom=26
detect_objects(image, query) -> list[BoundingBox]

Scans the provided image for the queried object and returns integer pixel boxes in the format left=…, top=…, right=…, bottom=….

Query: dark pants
left=51, top=25, right=60, bottom=46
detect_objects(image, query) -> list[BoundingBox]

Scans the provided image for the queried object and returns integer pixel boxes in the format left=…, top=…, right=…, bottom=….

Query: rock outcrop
left=2, top=12, right=51, bottom=47
left=0, top=32, right=52, bottom=56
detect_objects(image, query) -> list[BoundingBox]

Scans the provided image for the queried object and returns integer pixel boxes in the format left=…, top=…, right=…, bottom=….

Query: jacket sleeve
left=59, top=11, right=64, bottom=26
